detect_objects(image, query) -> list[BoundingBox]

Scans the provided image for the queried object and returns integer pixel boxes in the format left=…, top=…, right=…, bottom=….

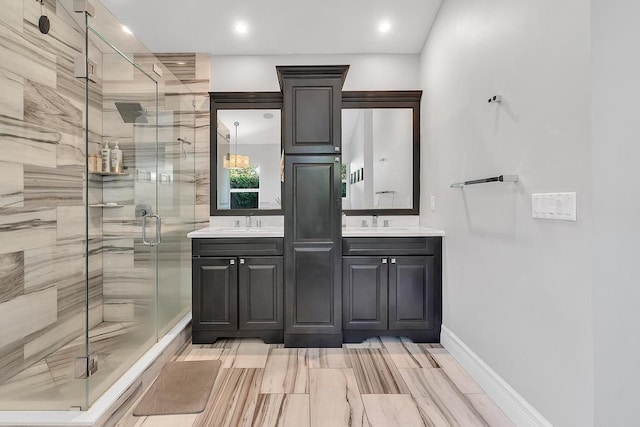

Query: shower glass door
left=83, top=0, right=195, bottom=407
left=156, top=82, right=195, bottom=336
left=85, top=27, right=160, bottom=406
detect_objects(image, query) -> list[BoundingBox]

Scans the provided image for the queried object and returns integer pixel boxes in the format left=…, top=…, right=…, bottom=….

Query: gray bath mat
left=133, top=360, right=220, bottom=416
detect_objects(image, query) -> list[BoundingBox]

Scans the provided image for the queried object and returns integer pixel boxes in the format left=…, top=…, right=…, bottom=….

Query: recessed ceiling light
left=234, top=21, right=248, bottom=34
left=378, top=21, right=391, bottom=33
left=122, top=25, right=133, bottom=35
left=175, top=61, right=186, bottom=65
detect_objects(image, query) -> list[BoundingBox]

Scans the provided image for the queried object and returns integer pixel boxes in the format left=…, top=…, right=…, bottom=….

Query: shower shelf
left=88, top=204, right=124, bottom=208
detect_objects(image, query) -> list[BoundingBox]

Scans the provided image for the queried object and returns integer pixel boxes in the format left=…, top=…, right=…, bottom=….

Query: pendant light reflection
left=224, top=121, right=250, bottom=169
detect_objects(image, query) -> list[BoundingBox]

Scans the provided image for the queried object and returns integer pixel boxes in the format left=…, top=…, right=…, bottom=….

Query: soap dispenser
left=111, top=142, right=123, bottom=173
left=101, top=141, right=111, bottom=173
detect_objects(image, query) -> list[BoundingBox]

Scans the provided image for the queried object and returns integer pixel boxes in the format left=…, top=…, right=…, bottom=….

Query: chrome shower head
left=114, top=102, right=148, bottom=123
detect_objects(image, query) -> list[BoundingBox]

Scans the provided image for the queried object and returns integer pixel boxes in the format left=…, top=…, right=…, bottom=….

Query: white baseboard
left=441, top=325, right=553, bottom=427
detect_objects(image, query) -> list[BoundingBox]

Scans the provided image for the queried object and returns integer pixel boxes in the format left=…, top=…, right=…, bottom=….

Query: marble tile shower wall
left=0, top=0, right=210, bottom=388
left=0, top=0, right=104, bottom=383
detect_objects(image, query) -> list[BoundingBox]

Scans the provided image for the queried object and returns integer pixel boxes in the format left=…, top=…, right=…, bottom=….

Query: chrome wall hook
left=488, top=95, right=502, bottom=104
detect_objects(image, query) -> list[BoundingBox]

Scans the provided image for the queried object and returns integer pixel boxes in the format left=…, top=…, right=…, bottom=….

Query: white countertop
left=188, top=226, right=444, bottom=238
left=342, top=226, right=445, bottom=237
left=188, top=226, right=284, bottom=238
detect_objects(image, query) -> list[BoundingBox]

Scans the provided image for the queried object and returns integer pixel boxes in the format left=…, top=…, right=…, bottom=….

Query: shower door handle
left=142, top=215, right=151, bottom=246
left=153, top=214, right=161, bottom=246
left=142, top=214, right=161, bottom=247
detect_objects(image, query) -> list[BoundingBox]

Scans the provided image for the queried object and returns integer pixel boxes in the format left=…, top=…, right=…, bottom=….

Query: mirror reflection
left=341, top=108, right=413, bottom=210
left=216, top=109, right=282, bottom=210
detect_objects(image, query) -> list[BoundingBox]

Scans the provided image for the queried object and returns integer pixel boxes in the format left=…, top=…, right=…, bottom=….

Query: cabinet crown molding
left=276, top=65, right=350, bottom=91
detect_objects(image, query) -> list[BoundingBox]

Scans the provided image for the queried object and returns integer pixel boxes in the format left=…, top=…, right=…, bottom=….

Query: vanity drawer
left=342, top=237, right=440, bottom=256
left=193, top=238, right=284, bottom=257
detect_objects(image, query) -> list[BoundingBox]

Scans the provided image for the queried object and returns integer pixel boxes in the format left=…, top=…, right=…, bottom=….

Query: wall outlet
left=532, top=192, right=576, bottom=221
left=430, top=195, right=436, bottom=212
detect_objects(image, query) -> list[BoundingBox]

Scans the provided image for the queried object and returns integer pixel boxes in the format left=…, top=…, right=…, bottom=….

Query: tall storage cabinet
left=279, top=65, right=349, bottom=347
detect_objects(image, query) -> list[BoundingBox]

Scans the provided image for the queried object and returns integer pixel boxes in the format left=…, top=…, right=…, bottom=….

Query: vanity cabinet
left=342, top=237, right=442, bottom=342
left=192, top=238, right=284, bottom=343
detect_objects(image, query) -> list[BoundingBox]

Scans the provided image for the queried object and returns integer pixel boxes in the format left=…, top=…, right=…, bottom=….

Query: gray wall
left=419, top=0, right=593, bottom=425
left=592, top=1, right=640, bottom=425
left=210, top=54, right=420, bottom=92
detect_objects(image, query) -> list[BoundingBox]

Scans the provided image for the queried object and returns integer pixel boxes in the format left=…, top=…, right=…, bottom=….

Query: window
left=229, top=165, right=260, bottom=209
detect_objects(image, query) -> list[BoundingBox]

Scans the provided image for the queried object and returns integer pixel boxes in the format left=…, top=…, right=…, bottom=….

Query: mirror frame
left=341, top=90, right=422, bottom=215
left=210, top=90, right=421, bottom=216
left=210, top=92, right=284, bottom=216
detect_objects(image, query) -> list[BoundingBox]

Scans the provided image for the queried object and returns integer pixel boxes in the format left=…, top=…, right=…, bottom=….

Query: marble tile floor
left=0, top=321, right=142, bottom=408
left=115, top=337, right=514, bottom=427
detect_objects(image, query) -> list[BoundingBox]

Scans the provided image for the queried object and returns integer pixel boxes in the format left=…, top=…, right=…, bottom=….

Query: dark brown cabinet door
left=388, top=256, right=436, bottom=330
left=285, top=155, right=342, bottom=338
left=283, top=79, right=342, bottom=154
left=193, top=257, right=238, bottom=331
left=343, top=257, right=388, bottom=330
left=238, top=257, right=283, bottom=330
left=279, top=66, right=348, bottom=155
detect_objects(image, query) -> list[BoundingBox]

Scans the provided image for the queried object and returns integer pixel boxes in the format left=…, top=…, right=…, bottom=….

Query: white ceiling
left=99, top=0, right=442, bottom=55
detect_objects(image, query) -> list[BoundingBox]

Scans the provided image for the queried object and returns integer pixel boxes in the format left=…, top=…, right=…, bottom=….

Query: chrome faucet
left=245, top=215, right=252, bottom=228
left=372, top=215, right=378, bottom=228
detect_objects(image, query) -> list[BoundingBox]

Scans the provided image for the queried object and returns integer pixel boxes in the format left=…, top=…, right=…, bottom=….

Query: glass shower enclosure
left=0, top=0, right=194, bottom=411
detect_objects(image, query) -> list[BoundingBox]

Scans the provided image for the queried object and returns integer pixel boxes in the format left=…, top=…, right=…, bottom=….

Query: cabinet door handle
left=381, top=258, right=387, bottom=264
left=334, top=146, right=340, bottom=152
left=240, top=259, right=245, bottom=265
left=230, top=259, right=235, bottom=265
left=390, top=258, right=396, bottom=264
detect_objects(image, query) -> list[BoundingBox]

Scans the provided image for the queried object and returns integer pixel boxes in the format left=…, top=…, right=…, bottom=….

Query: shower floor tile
left=0, top=321, right=138, bottom=407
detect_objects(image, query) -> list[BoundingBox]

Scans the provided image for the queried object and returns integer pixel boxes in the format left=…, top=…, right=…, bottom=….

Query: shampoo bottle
left=111, top=142, right=123, bottom=173
left=101, top=142, right=111, bottom=173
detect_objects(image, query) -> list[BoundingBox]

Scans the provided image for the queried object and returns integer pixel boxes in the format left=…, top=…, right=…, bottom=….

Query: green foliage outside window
left=230, top=165, right=259, bottom=209
left=230, top=165, right=259, bottom=189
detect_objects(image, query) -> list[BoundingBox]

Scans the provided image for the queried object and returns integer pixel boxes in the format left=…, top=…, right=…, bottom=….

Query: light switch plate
left=532, top=192, right=576, bottom=221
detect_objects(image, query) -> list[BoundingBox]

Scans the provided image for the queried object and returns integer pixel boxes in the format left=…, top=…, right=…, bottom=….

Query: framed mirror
left=341, top=91, right=421, bottom=215
left=210, top=90, right=421, bottom=216
left=210, top=92, right=283, bottom=215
